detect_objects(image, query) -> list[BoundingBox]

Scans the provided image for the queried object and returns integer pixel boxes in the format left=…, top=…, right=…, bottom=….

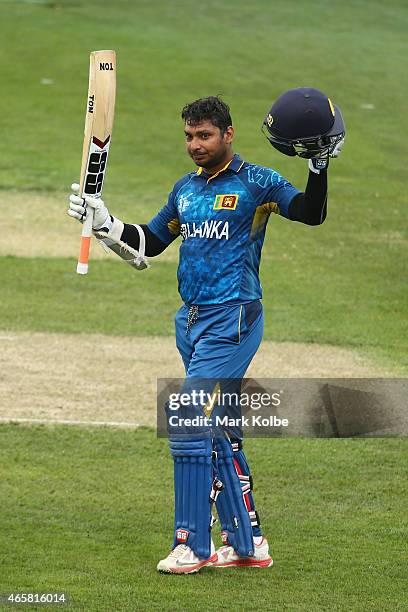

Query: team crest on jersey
left=213, top=194, right=239, bottom=210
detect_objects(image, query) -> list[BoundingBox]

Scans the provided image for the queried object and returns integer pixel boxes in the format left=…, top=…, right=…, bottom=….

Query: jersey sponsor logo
left=213, top=194, right=239, bottom=210
left=176, top=529, right=189, bottom=542
left=180, top=220, right=229, bottom=241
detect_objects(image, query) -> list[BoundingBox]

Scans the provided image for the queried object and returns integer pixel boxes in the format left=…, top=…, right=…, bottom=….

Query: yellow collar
left=197, top=158, right=234, bottom=183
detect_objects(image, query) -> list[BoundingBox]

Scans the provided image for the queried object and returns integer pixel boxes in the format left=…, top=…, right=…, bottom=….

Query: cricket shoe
left=213, top=537, right=273, bottom=568
left=157, top=542, right=217, bottom=574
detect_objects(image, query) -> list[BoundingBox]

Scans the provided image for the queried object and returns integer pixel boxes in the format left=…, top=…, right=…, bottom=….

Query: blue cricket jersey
left=147, top=154, right=300, bottom=305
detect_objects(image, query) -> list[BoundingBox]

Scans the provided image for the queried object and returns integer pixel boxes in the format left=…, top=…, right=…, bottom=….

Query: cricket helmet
left=262, top=87, right=345, bottom=158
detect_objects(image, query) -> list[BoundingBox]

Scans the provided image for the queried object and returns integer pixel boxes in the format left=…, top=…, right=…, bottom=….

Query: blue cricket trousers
left=175, top=300, right=264, bottom=379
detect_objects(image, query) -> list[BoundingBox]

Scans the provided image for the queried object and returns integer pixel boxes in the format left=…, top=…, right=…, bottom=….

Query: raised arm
left=288, top=167, right=328, bottom=226
left=68, top=182, right=180, bottom=270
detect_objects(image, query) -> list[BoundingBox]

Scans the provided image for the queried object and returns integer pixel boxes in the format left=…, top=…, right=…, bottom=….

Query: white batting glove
left=330, top=136, right=345, bottom=158
left=67, top=183, right=112, bottom=231
left=67, top=183, right=149, bottom=271
left=309, top=136, right=346, bottom=173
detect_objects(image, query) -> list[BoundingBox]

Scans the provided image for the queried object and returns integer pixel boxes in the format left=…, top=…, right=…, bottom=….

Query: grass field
left=0, top=0, right=407, bottom=610
left=1, top=425, right=408, bottom=611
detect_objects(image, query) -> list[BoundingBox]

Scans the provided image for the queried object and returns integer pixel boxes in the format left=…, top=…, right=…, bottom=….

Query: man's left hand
left=309, top=136, right=345, bottom=173
left=309, top=154, right=329, bottom=173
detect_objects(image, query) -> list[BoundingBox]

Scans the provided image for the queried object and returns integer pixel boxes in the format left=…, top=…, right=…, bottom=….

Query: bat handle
left=76, top=206, right=94, bottom=275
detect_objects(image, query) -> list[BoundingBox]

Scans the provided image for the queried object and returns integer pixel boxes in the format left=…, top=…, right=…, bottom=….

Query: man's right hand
left=67, top=183, right=112, bottom=231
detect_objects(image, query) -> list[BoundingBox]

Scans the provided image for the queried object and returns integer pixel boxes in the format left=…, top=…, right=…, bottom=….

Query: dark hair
left=181, top=96, right=232, bottom=134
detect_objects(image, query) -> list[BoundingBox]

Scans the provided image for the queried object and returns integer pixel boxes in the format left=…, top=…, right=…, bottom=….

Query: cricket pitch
left=0, top=332, right=393, bottom=427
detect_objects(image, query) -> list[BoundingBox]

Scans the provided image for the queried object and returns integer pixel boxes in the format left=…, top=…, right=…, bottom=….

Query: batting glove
left=309, top=154, right=329, bottom=174
left=67, top=183, right=112, bottom=231
left=309, top=136, right=345, bottom=174
left=330, top=136, right=345, bottom=158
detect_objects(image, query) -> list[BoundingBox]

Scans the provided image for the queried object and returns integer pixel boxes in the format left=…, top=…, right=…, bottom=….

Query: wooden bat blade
left=77, top=50, right=116, bottom=275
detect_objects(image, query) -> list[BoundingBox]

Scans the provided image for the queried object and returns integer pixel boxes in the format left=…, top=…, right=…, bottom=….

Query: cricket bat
left=76, top=50, right=116, bottom=275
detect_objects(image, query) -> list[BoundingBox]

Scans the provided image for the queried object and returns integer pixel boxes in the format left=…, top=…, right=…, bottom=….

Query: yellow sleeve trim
left=167, top=218, right=180, bottom=236
left=250, top=202, right=279, bottom=240
left=261, top=201, right=280, bottom=215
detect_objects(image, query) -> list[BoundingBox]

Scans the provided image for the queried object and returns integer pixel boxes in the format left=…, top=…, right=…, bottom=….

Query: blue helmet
left=262, top=87, right=345, bottom=158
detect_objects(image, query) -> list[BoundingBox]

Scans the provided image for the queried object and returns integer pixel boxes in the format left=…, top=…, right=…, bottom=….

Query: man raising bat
left=68, top=89, right=345, bottom=573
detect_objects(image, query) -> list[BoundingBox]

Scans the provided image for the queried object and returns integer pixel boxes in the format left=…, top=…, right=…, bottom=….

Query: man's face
left=184, top=120, right=234, bottom=170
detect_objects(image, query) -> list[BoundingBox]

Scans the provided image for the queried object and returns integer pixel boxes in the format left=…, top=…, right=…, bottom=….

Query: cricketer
left=68, top=90, right=345, bottom=573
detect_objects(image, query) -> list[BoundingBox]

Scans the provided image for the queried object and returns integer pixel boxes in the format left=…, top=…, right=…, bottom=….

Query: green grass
left=1, top=424, right=407, bottom=611
left=0, top=0, right=407, bottom=195
left=0, top=247, right=406, bottom=371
